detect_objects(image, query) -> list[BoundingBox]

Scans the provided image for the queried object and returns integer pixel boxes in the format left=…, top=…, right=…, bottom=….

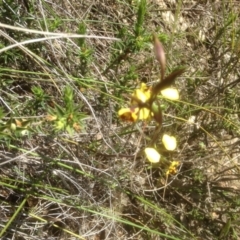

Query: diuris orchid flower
left=118, top=106, right=151, bottom=122
left=118, top=83, right=152, bottom=122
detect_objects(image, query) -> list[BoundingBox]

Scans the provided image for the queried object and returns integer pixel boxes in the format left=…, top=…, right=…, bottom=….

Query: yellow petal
left=133, top=84, right=152, bottom=103
left=144, top=148, right=161, bottom=163
left=118, top=108, right=130, bottom=115
left=161, top=88, right=179, bottom=100
left=166, top=161, right=180, bottom=175
left=162, top=134, right=177, bottom=151
left=138, top=108, right=151, bottom=120
left=140, top=83, right=151, bottom=99
left=134, top=89, right=148, bottom=103
left=118, top=108, right=138, bottom=122
left=140, top=83, right=148, bottom=92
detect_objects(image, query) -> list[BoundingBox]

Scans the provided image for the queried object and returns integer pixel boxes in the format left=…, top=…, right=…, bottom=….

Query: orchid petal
left=162, top=134, right=177, bottom=151
left=144, top=148, right=161, bottom=163
left=161, top=88, right=179, bottom=100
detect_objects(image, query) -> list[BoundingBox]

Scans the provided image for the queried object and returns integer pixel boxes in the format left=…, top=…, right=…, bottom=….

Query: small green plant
left=76, top=22, right=93, bottom=76
left=47, top=86, right=87, bottom=134
left=29, top=86, right=51, bottom=110
left=190, top=208, right=204, bottom=221
left=192, top=168, right=205, bottom=183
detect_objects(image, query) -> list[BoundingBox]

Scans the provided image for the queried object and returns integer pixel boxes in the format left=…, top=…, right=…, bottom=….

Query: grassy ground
left=0, top=0, right=240, bottom=239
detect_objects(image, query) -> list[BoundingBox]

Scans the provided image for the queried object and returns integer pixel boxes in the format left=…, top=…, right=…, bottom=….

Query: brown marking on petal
left=119, top=108, right=138, bottom=122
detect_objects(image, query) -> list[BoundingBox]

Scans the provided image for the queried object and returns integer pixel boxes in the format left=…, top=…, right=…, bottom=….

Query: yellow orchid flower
left=162, top=134, right=177, bottom=151
left=144, top=147, right=161, bottom=163
left=118, top=107, right=151, bottom=122
left=161, top=88, right=179, bottom=100
left=166, top=161, right=180, bottom=175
